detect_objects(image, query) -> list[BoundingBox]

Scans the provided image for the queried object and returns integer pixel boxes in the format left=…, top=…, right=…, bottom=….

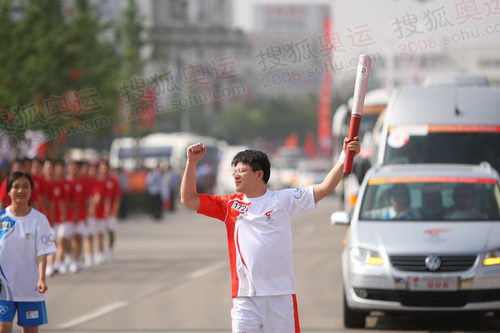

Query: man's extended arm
left=180, top=143, right=206, bottom=211
left=313, top=137, right=360, bottom=203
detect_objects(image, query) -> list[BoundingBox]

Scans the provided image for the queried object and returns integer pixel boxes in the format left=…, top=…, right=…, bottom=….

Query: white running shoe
left=83, top=254, right=93, bottom=268
left=58, top=263, right=68, bottom=275
left=46, top=265, right=54, bottom=277
left=69, top=261, right=79, bottom=274
left=95, top=253, right=105, bottom=265
left=53, top=261, right=60, bottom=271
left=64, top=256, right=72, bottom=266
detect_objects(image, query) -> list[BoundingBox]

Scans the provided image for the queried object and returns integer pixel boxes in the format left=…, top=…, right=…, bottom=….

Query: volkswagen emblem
left=425, top=255, right=441, bottom=271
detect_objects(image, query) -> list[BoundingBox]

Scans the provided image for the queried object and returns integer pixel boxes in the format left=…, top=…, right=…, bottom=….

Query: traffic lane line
left=188, top=261, right=225, bottom=279
left=58, top=301, right=129, bottom=329
left=56, top=262, right=226, bottom=329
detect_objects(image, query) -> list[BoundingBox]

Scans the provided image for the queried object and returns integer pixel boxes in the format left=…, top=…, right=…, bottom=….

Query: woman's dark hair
left=231, top=150, right=271, bottom=184
left=7, top=171, right=34, bottom=193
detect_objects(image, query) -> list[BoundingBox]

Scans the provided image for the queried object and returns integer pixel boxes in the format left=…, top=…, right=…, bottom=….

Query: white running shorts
left=88, top=217, right=107, bottom=234
left=55, top=222, right=74, bottom=239
left=74, top=220, right=89, bottom=237
left=231, top=294, right=300, bottom=333
left=106, top=216, right=118, bottom=232
left=86, top=217, right=97, bottom=235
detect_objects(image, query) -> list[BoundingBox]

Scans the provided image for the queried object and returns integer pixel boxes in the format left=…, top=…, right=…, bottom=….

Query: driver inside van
left=364, top=184, right=421, bottom=220
left=383, top=184, right=421, bottom=220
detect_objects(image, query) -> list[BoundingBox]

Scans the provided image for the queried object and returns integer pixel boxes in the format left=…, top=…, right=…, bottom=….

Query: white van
left=110, top=132, right=220, bottom=170
left=109, top=137, right=139, bottom=171
left=375, top=86, right=500, bottom=172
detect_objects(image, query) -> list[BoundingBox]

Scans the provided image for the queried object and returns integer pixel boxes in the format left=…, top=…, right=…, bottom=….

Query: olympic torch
left=343, top=55, right=372, bottom=174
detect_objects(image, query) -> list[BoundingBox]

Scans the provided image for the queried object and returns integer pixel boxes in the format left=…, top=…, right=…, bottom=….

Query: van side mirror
left=330, top=211, right=351, bottom=225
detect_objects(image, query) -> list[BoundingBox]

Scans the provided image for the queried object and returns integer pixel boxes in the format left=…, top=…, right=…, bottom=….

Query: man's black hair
left=7, top=171, right=34, bottom=193
left=231, top=150, right=271, bottom=184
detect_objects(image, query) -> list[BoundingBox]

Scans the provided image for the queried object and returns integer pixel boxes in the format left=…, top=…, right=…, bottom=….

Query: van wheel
left=343, top=292, right=367, bottom=328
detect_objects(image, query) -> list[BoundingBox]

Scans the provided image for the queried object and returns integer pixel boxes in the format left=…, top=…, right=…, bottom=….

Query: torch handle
left=343, top=114, right=361, bottom=174
left=343, top=55, right=371, bottom=175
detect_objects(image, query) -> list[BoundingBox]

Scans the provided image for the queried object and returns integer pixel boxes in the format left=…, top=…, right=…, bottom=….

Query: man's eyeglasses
left=232, top=168, right=249, bottom=176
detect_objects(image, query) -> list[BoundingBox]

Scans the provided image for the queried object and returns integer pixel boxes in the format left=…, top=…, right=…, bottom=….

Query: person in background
left=160, top=164, right=171, bottom=214
left=65, top=161, right=85, bottom=273
left=21, top=158, right=32, bottom=177
left=81, top=162, right=96, bottom=267
left=89, top=160, right=121, bottom=264
left=88, top=162, right=107, bottom=266
left=30, top=159, right=47, bottom=214
left=146, top=164, right=163, bottom=220
left=385, top=184, right=421, bottom=220
left=42, top=160, right=56, bottom=277
left=51, top=161, right=69, bottom=275
left=0, top=158, right=8, bottom=182
left=0, top=159, right=25, bottom=210
left=165, top=164, right=180, bottom=212
left=106, top=162, right=121, bottom=261
left=116, top=167, right=129, bottom=219
left=0, top=172, right=56, bottom=333
left=446, top=184, right=486, bottom=220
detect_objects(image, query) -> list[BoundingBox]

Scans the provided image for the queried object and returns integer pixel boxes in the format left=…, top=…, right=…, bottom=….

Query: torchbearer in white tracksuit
left=181, top=138, right=360, bottom=332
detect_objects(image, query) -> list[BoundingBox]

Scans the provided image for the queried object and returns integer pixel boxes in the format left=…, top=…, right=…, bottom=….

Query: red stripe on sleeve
left=292, top=294, right=301, bottom=333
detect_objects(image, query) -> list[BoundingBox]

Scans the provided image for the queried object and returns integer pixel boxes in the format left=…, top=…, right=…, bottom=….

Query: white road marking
left=58, top=301, right=129, bottom=329
left=188, top=261, right=225, bottom=279
left=57, top=263, right=224, bottom=329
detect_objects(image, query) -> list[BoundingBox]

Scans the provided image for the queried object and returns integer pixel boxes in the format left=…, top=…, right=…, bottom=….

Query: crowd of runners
left=0, top=157, right=122, bottom=276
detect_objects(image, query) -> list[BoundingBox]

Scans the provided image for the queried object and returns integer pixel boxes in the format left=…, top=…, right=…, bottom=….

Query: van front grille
left=389, top=255, right=476, bottom=272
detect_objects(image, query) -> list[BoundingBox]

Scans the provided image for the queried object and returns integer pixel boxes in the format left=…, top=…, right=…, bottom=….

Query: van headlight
left=483, top=249, right=500, bottom=266
left=350, top=247, right=384, bottom=265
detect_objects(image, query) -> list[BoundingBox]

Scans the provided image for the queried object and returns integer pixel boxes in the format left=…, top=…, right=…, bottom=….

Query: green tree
left=63, top=0, right=121, bottom=148
left=0, top=0, right=67, bottom=108
left=217, top=97, right=318, bottom=145
left=0, top=0, right=122, bottom=154
left=117, top=0, right=144, bottom=79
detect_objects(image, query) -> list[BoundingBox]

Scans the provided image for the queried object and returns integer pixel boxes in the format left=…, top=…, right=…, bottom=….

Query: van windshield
left=384, top=132, right=500, bottom=171
left=359, top=180, right=500, bottom=221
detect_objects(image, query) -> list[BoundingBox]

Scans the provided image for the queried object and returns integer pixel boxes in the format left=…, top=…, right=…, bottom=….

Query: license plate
left=408, top=277, right=458, bottom=291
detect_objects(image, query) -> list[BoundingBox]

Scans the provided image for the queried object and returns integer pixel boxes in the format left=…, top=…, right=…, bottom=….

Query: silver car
left=331, top=163, right=500, bottom=328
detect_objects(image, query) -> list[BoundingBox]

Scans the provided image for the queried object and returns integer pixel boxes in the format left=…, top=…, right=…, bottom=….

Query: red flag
left=304, top=132, right=317, bottom=158
left=318, top=18, right=333, bottom=155
left=284, top=133, right=298, bottom=148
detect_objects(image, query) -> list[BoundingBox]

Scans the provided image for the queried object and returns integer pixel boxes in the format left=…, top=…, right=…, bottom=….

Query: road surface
left=32, top=197, right=500, bottom=333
